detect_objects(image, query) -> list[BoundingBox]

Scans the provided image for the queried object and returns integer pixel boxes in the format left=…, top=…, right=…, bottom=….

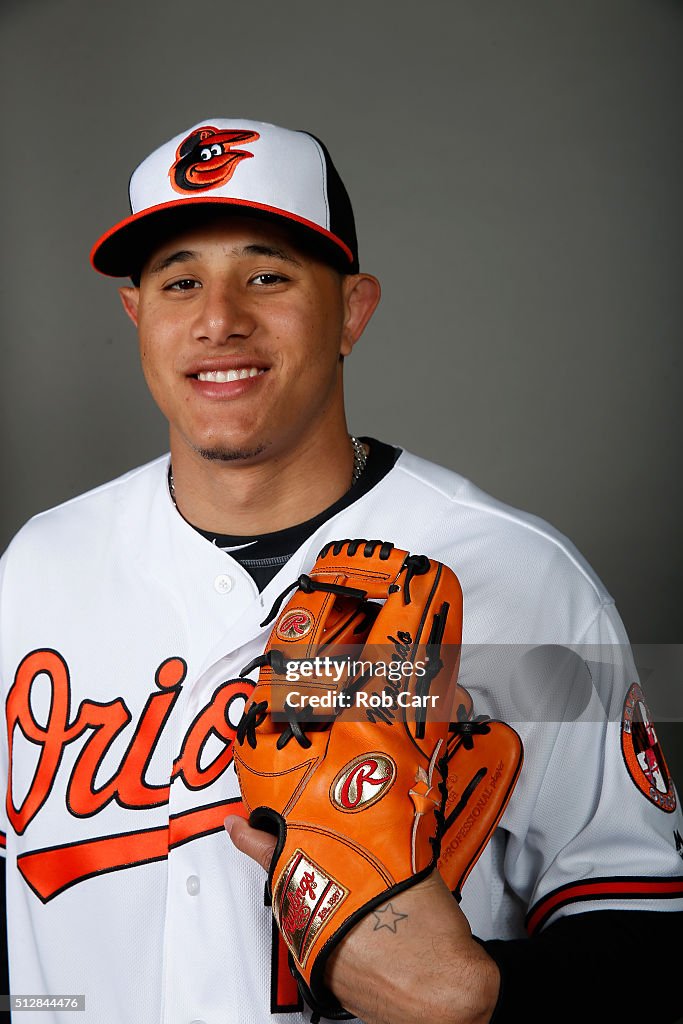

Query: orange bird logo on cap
left=169, top=126, right=260, bottom=193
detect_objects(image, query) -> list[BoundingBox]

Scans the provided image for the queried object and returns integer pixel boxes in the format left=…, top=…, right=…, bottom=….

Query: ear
left=340, top=274, right=381, bottom=357
left=119, top=286, right=140, bottom=327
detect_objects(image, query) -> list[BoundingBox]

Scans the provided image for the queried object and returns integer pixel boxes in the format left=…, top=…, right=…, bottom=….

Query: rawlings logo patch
left=621, top=683, right=676, bottom=812
left=169, top=126, right=259, bottom=194
left=330, top=753, right=396, bottom=812
left=275, top=609, right=315, bottom=641
left=274, top=850, right=348, bottom=968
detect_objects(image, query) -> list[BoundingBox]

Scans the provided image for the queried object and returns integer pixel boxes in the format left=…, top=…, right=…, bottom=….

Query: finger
left=224, top=815, right=277, bottom=872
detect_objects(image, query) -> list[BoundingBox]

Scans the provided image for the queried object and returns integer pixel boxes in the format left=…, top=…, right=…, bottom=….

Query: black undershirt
left=2, top=439, right=681, bottom=1021
left=193, top=437, right=400, bottom=591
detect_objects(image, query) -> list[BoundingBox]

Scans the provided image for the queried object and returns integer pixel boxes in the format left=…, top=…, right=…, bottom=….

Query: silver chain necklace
left=168, top=435, right=367, bottom=509
left=349, top=435, right=368, bottom=485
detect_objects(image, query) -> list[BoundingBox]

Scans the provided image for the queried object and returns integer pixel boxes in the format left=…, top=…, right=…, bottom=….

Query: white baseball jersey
left=2, top=449, right=682, bottom=1023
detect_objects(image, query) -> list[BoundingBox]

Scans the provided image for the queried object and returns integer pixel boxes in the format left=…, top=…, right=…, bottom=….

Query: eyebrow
left=147, top=250, right=198, bottom=275
left=147, top=242, right=303, bottom=276
left=232, top=243, right=303, bottom=266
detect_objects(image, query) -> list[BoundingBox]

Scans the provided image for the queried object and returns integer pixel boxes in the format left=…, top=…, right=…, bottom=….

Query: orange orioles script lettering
left=6, top=649, right=253, bottom=900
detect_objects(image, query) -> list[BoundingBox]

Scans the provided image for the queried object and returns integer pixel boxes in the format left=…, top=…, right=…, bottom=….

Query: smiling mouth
left=195, top=368, right=266, bottom=382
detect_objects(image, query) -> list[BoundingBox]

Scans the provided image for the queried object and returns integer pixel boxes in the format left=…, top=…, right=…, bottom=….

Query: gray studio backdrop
left=2, top=0, right=681, bottom=781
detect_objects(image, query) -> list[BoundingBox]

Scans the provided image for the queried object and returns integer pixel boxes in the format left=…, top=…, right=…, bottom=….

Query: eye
left=200, top=147, right=212, bottom=161
left=210, top=143, right=222, bottom=157
left=165, top=278, right=200, bottom=291
left=251, top=272, right=287, bottom=286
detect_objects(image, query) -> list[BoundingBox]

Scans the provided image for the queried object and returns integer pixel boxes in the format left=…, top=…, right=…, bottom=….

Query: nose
left=192, top=281, right=256, bottom=346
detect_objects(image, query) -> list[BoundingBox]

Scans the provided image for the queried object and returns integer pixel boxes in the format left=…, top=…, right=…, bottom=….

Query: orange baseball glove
left=234, top=539, right=522, bottom=1020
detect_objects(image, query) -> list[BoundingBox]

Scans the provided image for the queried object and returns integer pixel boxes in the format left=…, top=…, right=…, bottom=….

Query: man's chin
left=195, top=443, right=268, bottom=463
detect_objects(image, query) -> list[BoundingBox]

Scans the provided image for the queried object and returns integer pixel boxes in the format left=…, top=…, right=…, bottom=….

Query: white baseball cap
left=91, top=118, right=359, bottom=278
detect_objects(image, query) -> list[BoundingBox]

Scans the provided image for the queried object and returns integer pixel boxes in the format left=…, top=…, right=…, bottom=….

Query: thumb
left=224, top=815, right=277, bottom=873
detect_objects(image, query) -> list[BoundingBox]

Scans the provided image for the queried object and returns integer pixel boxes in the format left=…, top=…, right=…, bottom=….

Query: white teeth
left=197, top=368, right=263, bottom=382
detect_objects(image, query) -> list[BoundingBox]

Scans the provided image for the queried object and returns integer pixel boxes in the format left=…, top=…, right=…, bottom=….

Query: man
left=1, top=119, right=681, bottom=1024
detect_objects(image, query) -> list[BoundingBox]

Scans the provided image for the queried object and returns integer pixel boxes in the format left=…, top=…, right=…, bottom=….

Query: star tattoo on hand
left=372, top=902, right=408, bottom=933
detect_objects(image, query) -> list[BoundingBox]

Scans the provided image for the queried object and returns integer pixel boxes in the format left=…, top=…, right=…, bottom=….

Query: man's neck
left=168, top=429, right=358, bottom=535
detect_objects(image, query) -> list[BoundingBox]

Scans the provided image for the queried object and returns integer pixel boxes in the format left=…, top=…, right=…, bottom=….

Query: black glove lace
left=414, top=599, right=450, bottom=739
left=236, top=700, right=269, bottom=749
left=240, top=648, right=287, bottom=678
left=276, top=705, right=318, bottom=750
left=260, top=574, right=368, bottom=627
left=449, top=704, right=491, bottom=750
left=398, top=553, right=431, bottom=604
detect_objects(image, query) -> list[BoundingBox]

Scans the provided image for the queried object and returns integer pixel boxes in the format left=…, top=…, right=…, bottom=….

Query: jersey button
left=214, top=573, right=234, bottom=594
left=186, top=875, right=201, bottom=896
left=190, top=1020, right=206, bottom=1024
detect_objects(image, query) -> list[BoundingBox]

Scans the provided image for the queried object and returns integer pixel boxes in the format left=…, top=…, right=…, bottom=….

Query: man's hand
left=225, top=816, right=500, bottom=1024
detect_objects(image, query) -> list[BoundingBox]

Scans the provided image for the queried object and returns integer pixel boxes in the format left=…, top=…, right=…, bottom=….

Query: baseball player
left=1, top=118, right=682, bottom=1024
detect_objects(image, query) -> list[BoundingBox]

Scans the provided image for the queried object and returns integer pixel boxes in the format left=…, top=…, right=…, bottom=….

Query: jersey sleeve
left=501, top=600, right=683, bottom=933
